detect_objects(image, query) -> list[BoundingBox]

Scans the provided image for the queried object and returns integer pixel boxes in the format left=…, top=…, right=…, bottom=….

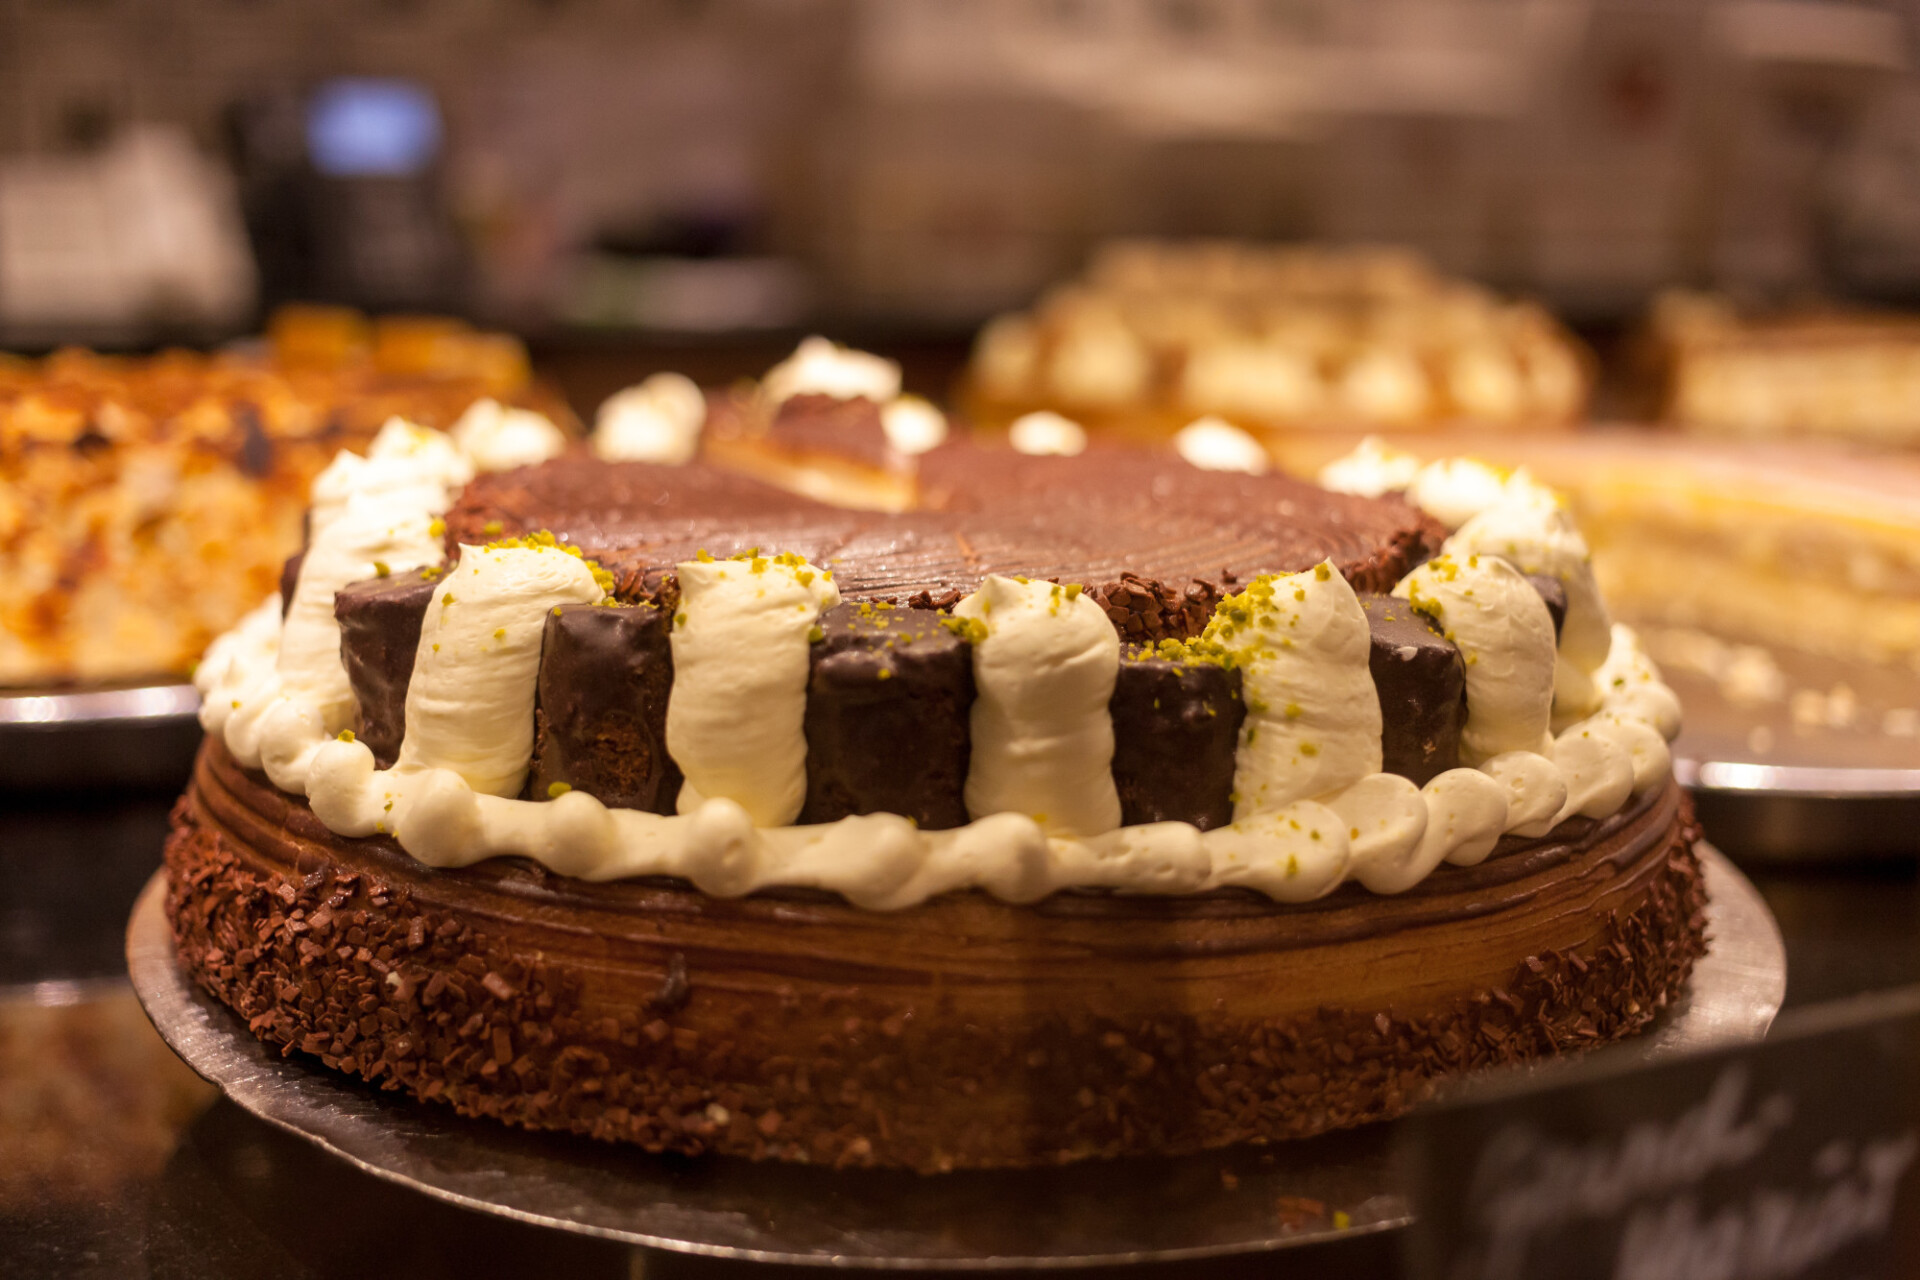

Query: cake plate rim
left=0, top=679, right=202, bottom=790
left=0, top=678, right=199, bottom=726
left=126, top=844, right=1784, bottom=1270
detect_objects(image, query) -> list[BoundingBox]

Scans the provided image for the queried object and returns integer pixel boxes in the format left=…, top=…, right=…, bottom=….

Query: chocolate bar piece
left=799, top=603, right=973, bottom=829
left=531, top=603, right=682, bottom=814
left=1359, top=594, right=1465, bottom=786
left=280, top=551, right=305, bottom=620
left=334, top=570, right=437, bottom=767
left=1525, top=573, right=1568, bottom=641
left=1109, top=646, right=1244, bottom=831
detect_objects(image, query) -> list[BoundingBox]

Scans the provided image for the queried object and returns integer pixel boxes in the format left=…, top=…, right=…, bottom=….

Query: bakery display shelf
left=126, top=847, right=1783, bottom=1270
left=1663, top=648, right=1920, bottom=862
left=0, top=681, right=202, bottom=790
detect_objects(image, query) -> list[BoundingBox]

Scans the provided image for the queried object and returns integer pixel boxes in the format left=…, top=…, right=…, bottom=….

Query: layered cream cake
left=1303, top=431, right=1920, bottom=673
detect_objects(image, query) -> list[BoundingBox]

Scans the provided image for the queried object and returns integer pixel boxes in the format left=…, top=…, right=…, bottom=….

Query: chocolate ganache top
left=444, top=440, right=1445, bottom=640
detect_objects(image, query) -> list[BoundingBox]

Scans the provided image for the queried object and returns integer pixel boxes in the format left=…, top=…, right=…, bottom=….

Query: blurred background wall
left=4, top=0, right=1920, bottom=347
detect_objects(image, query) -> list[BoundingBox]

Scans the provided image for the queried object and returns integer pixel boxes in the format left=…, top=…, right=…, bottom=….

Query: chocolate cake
left=170, top=370, right=1704, bottom=1173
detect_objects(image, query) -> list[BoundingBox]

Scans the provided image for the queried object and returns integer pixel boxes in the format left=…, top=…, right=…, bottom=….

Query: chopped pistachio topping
left=337, top=729, right=356, bottom=742
left=373, top=561, right=390, bottom=578
left=940, top=615, right=988, bottom=644
left=546, top=781, right=572, bottom=799
left=480, top=529, right=616, bottom=594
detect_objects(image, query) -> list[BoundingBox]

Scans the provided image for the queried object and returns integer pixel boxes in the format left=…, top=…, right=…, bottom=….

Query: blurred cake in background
left=0, top=307, right=574, bottom=686
left=1296, top=431, right=1920, bottom=676
left=959, top=241, right=1591, bottom=442
left=692, top=337, right=950, bottom=512
left=1648, top=289, right=1920, bottom=447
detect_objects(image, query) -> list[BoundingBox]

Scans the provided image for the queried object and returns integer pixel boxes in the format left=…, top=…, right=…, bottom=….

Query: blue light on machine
left=306, top=78, right=442, bottom=177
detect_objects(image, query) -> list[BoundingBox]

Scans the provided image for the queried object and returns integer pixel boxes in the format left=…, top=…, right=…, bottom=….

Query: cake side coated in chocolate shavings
left=165, top=743, right=1706, bottom=1172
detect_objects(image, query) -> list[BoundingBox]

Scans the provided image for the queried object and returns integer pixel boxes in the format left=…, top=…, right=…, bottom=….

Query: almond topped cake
left=164, top=340, right=1702, bottom=1173
left=0, top=307, right=574, bottom=685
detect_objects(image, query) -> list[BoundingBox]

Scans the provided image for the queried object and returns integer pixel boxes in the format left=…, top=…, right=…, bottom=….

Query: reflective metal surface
left=127, top=847, right=1783, bottom=1271
left=0, top=682, right=202, bottom=791
left=1662, top=647, right=1920, bottom=862
left=0, top=682, right=200, bottom=726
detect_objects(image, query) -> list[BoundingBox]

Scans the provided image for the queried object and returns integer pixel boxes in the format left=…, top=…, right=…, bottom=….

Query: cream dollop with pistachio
left=1445, top=492, right=1612, bottom=723
left=309, top=417, right=471, bottom=536
left=1396, top=554, right=1558, bottom=763
left=668, top=553, right=843, bottom=826
left=395, top=544, right=607, bottom=797
left=954, top=575, right=1121, bottom=838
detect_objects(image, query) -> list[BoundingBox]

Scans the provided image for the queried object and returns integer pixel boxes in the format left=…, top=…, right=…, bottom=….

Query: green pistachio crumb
left=547, top=782, right=572, bottom=798
left=940, top=615, right=988, bottom=644
left=373, top=561, right=390, bottom=578
left=337, top=729, right=355, bottom=742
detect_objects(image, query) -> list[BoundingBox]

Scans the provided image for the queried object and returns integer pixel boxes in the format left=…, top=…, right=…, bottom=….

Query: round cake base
left=127, top=848, right=1781, bottom=1268
left=163, top=742, right=1710, bottom=1172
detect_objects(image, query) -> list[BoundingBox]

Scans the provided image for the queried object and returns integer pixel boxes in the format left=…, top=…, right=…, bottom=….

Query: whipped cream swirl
left=669, top=554, right=842, bottom=826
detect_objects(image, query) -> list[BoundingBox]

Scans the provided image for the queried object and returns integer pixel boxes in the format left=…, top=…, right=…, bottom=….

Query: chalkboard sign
left=1399, top=985, right=1920, bottom=1280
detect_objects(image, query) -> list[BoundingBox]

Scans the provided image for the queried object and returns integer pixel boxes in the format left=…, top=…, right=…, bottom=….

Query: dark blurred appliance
left=228, top=78, right=466, bottom=315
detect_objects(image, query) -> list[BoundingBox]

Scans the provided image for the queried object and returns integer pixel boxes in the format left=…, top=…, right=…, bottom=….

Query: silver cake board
left=127, top=846, right=1785, bottom=1270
